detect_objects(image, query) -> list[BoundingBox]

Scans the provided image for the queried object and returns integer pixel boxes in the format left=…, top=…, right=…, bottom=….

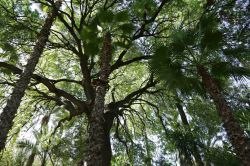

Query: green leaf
left=119, top=23, right=135, bottom=34
left=132, top=0, right=157, bottom=17
left=115, top=10, right=130, bottom=22
left=0, top=68, right=12, bottom=75
left=170, top=30, right=195, bottom=53
left=230, top=66, right=250, bottom=80
left=84, top=42, right=99, bottom=56
left=211, top=62, right=231, bottom=77
left=154, top=46, right=171, bottom=59
left=115, top=35, right=133, bottom=48
left=199, top=14, right=219, bottom=33
left=201, top=30, right=223, bottom=50
left=80, top=26, right=98, bottom=41
left=171, top=42, right=185, bottom=54
left=98, top=10, right=114, bottom=23
left=223, top=47, right=250, bottom=62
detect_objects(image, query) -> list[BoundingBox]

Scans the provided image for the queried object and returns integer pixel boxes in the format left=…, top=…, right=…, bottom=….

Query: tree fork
left=197, top=65, right=250, bottom=166
left=0, top=1, right=61, bottom=151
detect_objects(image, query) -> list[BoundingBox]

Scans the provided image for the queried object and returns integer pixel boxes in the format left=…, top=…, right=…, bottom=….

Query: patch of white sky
left=18, top=107, right=61, bottom=144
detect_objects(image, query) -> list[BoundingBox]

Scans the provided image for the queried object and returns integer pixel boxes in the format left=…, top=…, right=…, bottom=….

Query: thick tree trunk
left=84, top=112, right=113, bottom=166
left=0, top=2, right=61, bottom=151
left=82, top=32, right=112, bottom=166
left=197, top=65, right=250, bottom=166
left=175, top=100, right=204, bottom=166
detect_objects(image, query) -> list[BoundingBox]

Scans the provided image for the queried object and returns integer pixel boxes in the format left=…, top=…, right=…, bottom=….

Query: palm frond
left=16, top=140, right=35, bottom=150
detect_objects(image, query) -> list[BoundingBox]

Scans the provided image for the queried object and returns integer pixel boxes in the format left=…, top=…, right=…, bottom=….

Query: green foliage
left=0, top=0, right=248, bottom=166
left=151, top=45, right=204, bottom=94
left=99, top=10, right=114, bottom=23
left=16, top=140, right=36, bottom=150
left=171, top=29, right=196, bottom=47
left=80, top=24, right=100, bottom=56
left=205, top=147, right=240, bottom=166
left=114, top=10, right=130, bottom=23
left=211, top=62, right=250, bottom=83
left=201, top=30, right=223, bottom=50
left=118, top=23, right=135, bottom=34
left=132, top=0, right=157, bottom=17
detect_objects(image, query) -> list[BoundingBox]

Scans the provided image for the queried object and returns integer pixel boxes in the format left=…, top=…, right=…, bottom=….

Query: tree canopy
left=0, top=0, right=249, bottom=166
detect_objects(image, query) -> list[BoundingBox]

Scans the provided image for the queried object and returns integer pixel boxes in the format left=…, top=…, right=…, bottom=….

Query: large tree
left=0, top=0, right=249, bottom=165
left=0, top=0, right=61, bottom=151
left=0, top=0, right=166, bottom=165
left=151, top=1, right=250, bottom=165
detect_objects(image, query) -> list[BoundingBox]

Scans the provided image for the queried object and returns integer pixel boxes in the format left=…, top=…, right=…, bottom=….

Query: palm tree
left=0, top=1, right=61, bottom=151
left=151, top=10, right=250, bottom=165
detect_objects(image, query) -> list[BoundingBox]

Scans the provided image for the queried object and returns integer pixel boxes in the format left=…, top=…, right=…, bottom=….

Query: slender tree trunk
left=144, top=129, right=152, bottom=166
left=103, top=112, right=115, bottom=165
left=179, top=149, right=193, bottom=166
left=175, top=100, right=204, bottom=166
left=175, top=102, right=189, bottom=126
left=197, top=65, right=250, bottom=166
left=41, top=152, right=47, bottom=166
left=0, top=1, right=61, bottom=151
left=25, top=150, right=36, bottom=166
left=82, top=32, right=112, bottom=166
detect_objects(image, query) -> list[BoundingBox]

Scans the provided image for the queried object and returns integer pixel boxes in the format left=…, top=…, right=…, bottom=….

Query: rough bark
left=197, top=65, right=250, bottom=166
left=0, top=1, right=61, bottom=151
left=175, top=101, right=204, bottom=166
left=103, top=112, right=115, bottom=165
left=82, top=32, right=112, bottom=166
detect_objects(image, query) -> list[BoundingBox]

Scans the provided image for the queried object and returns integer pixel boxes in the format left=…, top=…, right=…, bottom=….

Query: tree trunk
left=175, top=100, right=204, bottom=166
left=82, top=32, right=112, bottom=166
left=144, top=129, right=152, bottom=166
left=179, top=149, right=193, bottom=166
left=0, top=2, right=61, bottom=151
left=25, top=150, right=36, bottom=166
left=41, top=152, right=47, bottom=166
left=197, top=65, right=250, bottom=166
left=103, top=112, right=115, bottom=165
left=176, top=102, right=203, bottom=166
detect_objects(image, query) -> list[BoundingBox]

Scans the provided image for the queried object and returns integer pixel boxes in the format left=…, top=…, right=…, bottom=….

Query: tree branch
left=0, top=62, right=89, bottom=113
left=107, top=77, right=158, bottom=116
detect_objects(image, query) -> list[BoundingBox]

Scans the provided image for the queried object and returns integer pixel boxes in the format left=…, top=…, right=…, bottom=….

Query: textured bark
left=83, top=32, right=112, bottom=166
left=103, top=112, right=115, bottom=165
left=0, top=1, right=61, bottom=151
left=175, top=101, right=204, bottom=166
left=197, top=65, right=250, bottom=166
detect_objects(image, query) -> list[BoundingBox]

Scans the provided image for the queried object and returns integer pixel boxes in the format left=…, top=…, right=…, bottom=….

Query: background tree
left=151, top=0, right=250, bottom=164
left=0, top=0, right=61, bottom=151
